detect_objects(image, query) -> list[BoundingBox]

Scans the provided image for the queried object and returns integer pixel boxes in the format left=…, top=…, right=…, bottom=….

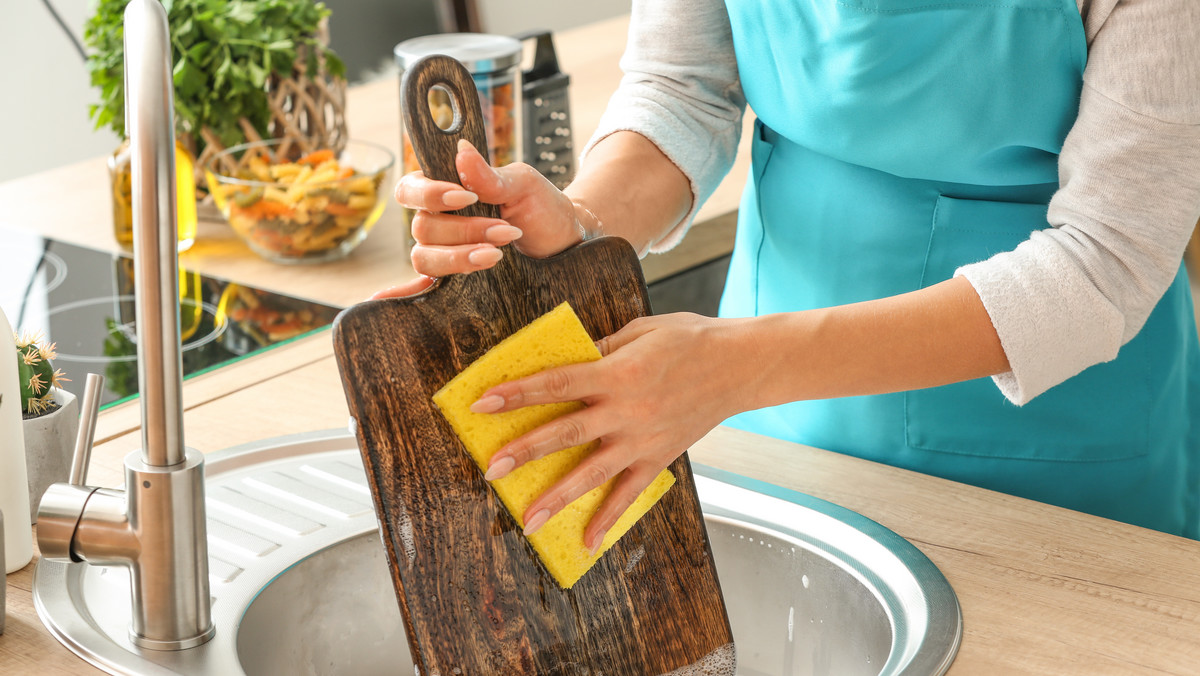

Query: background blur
left=1, top=0, right=630, bottom=183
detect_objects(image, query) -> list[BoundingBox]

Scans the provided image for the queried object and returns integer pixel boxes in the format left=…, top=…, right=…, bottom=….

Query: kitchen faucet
left=36, top=0, right=215, bottom=650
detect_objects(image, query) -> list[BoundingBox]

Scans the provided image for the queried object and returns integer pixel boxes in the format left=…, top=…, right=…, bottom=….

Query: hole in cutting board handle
left=426, top=83, right=461, bottom=133
left=401, top=54, right=497, bottom=218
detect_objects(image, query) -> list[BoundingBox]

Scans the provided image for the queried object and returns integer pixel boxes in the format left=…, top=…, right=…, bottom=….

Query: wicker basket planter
left=192, top=43, right=348, bottom=192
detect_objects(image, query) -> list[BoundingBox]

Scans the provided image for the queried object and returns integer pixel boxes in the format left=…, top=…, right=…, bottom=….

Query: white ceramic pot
left=23, top=389, right=79, bottom=524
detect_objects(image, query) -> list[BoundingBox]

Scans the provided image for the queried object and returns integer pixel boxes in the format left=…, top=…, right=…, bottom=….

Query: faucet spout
left=125, top=0, right=186, bottom=469
left=36, top=0, right=215, bottom=652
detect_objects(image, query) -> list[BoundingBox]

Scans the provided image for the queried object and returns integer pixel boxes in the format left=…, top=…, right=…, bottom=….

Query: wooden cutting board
left=332, top=54, right=734, bottom=675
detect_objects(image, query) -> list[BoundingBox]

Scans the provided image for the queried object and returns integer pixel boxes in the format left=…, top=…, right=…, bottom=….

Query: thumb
left=455, top=139, right=520, bottom=204
left=595, top=319, right=656, bottom=356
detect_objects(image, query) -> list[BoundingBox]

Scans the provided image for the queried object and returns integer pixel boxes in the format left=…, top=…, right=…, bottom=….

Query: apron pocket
left=905, top=195, right=1150, bottom=462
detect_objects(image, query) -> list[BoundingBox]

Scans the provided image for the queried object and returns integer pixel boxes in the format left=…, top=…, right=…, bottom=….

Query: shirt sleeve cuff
left=955, top=235, right=1126, bottom=405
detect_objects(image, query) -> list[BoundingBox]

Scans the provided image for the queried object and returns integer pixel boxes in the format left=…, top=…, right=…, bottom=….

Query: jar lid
left=394, top=33, right=522, bottom=74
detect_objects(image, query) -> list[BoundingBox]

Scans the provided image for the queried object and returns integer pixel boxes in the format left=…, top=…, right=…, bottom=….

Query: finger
left=410, top=243, right=504, bottom=277
left=394, top=170, right=479, bottom=212
left=369, top=275, right=436, bottom=300
left=456, top=140, right=545, bottom=206
left=410, top=211, right=522, bottom=247
left=454, top=140, right=506, bottom=201
left=484, top=406, right=608, bottom=480
left=584, top=464, right=661, bottom=555
left=520, top=444, right=632, bottom=537
left=469, top=361, right=598, bottom=415
left=594, top=332, right=628, bottom=358
left=595, top=316, right=657, bottom=356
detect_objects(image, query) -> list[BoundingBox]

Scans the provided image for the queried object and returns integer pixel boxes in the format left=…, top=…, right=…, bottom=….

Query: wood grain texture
left=332, top=55, right=733, bottom=675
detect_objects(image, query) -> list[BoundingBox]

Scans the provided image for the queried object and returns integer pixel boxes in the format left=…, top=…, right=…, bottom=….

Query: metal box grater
left=517, top=31, right=575, bottom=189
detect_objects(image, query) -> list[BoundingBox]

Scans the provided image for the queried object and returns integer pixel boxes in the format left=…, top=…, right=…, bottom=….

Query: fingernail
left=470, top=394, right=505, bottom=413
left=589, top=531, right=607, bottom=556
left=485, top=456, right=515, bottom=481
left=486, top=224, right=523, bottom=244
left=443, top=189, right=478, bottom=208
left=468, top=246, right=503, bottom=267
left=524, top=509, right=550, bottom=535
left=457, top=139, right=476, bottom=153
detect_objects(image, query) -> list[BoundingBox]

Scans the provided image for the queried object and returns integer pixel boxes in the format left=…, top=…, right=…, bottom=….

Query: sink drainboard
left=34, top=429, right=961, bottom=675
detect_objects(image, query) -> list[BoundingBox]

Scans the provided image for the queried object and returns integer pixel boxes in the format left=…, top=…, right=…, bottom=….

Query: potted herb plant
left=16, top=334, right=78, bottom=523
left=84, top=0, right=348, bottom=245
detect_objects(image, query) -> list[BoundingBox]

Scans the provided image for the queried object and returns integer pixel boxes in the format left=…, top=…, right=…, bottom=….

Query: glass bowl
left=205, top=139, right=395, bottom=264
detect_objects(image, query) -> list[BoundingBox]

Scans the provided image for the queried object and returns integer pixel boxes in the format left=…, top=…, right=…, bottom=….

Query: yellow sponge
left=433, top=302, right=675, bottom=588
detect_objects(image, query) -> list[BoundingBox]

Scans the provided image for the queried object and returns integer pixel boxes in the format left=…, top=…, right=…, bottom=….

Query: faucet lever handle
left=70, top=373, right=105, bottom=486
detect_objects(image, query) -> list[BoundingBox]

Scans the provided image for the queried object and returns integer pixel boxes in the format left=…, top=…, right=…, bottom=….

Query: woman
left=384, top=0, right=1200, bottom=550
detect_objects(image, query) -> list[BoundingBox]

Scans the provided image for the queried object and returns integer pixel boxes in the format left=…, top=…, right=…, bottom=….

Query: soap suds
left=661, top=643, right=737, bottom=676
left=395, top=503, right=416, bottom=565
left=624, top=544, right=646, bottom=573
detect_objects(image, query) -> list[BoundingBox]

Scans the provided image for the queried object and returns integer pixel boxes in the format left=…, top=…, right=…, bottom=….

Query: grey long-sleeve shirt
left=584, top=0, right=1200, bottom=404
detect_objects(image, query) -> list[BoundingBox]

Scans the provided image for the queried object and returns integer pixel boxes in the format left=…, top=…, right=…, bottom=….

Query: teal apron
left=719, top=0, right=1200, bottom=537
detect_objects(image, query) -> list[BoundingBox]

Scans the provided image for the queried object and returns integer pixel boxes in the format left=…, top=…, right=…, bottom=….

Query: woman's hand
left=471, top=312, right=757, bottom=554
left=394, top=140, right=594, bottom=279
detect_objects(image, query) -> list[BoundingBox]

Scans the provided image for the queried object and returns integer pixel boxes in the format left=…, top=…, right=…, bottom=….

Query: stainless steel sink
left=34, top=429, right=961, bottom=675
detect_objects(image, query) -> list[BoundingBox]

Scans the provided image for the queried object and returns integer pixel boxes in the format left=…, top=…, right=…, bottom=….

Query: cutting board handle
left=402, top=54, right=500, bottom=221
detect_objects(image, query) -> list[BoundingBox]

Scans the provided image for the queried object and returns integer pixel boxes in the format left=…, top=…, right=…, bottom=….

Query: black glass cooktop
left=1, top=228, right=341, bottom=408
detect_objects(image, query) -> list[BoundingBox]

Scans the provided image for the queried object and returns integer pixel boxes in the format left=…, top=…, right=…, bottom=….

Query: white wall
left=0, top=0, right=121, bottom=183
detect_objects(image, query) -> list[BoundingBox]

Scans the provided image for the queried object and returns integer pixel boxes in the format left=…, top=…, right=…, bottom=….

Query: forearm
left=565, top=131, right=693, bottom=257
left=731, top=277, right=1010, bottom=409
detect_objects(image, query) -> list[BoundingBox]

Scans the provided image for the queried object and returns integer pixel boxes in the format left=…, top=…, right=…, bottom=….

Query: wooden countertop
left=4, top=332, right=1200, bottom=675
left=0, top=15, right=745, bottom=307
left=4, top=12, right=1200, bottom=676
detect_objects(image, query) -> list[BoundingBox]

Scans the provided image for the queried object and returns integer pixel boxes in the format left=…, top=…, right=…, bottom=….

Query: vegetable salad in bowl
left=206, top=139, right=394, bottom=263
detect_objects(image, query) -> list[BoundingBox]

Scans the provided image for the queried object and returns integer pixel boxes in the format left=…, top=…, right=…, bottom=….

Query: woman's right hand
left=394, top=140, right=594, bottom=279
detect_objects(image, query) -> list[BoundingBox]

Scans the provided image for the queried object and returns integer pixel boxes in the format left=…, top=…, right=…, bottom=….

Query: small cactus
left=15, top=332, right=68, bottom=416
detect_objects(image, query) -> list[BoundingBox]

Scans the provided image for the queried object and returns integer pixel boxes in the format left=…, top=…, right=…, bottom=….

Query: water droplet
left=801, top=574, right=810, bottom=589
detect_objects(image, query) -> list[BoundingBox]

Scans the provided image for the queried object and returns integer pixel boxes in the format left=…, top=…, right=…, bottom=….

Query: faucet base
left=131, top=624, right=216, bottom=652
left=40, top=448, right=217, bottom=652
left=124, top=447, right=215, bottom=650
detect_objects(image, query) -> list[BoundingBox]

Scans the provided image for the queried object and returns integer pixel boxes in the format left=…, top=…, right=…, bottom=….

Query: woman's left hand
left=471, top=312, right=755, bottom=554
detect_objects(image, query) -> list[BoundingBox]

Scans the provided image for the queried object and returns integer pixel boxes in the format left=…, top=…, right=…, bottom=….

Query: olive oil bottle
left=108, top=139, right=198, bottom=252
